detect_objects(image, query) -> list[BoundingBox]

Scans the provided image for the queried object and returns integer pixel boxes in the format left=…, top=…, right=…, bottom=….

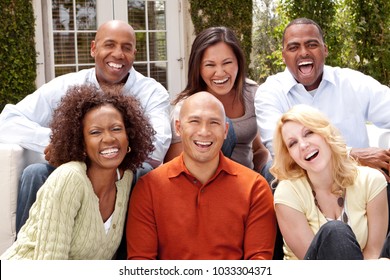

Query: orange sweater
left=127, top=153, right=276, bottom=260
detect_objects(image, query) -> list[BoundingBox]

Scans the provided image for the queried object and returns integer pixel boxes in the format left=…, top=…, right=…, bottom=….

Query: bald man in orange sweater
left=126, top=91, right=276, bottom=260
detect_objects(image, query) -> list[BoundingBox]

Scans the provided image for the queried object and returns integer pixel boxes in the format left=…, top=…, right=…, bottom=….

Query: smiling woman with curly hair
left=49, top=84, right=155, bottom=172
left=1, top=84, right=155, bottom=260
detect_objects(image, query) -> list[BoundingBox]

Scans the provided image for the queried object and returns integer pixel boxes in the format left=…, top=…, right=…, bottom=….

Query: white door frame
left=165, top=0, right=186, bottom=98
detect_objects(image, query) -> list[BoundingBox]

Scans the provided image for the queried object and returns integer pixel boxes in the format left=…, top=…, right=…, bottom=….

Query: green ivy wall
left=189, top=0, right=253, bottom=72
left=0, top=0, right=36, bottom=111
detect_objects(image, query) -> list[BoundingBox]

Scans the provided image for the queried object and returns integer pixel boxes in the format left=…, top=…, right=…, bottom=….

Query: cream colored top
left=274, top=166, right=387, bottom=260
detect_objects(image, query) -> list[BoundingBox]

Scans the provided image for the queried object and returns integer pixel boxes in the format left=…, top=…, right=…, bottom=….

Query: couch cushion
left=0, top=144, right=45, bottom=255
left=0, top=144, right=24, bottom=254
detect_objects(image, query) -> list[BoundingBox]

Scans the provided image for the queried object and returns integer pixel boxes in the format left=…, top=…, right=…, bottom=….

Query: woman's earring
left=127, top=146, right=131, bottom=153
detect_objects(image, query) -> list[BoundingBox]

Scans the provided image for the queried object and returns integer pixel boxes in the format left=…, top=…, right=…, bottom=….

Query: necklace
left=309, top=180, right=349, bottom=224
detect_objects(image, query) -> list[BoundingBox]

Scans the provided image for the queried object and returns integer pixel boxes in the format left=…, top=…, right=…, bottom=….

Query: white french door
left=35, top=0, right=185, bottom=99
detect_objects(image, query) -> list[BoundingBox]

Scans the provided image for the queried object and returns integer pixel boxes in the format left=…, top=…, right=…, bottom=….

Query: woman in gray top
left=164, top=26, right=271, bottom=174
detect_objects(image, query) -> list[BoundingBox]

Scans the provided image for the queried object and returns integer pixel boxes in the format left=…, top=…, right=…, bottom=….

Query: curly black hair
left=49, top=83, right=155, bottom=172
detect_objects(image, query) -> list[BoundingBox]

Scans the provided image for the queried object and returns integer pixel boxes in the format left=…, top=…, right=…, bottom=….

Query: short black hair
left=282, top=18, right=325, bottom=48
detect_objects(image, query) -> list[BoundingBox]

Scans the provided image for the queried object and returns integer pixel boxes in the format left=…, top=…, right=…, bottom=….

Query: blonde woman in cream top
left=271, top=104, right=388, bottom=260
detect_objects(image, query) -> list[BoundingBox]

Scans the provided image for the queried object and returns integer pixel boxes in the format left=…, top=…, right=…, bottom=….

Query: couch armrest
left=0, top=143, right=45, bottom=255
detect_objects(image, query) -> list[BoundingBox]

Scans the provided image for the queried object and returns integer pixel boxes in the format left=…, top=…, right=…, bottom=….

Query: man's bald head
left=95, top=20, right=136, bottom=44
left=179, top=91, right=226, bottom=122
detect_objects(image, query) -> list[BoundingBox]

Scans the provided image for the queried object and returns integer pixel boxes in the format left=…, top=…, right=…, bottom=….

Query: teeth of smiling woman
left=305, top=150, right=318, bottom=160
left=108, top=62, right=123, bottom=69
left=100, top=148, right=119, bottom=155
left=213, top=78, right=228, bottom=84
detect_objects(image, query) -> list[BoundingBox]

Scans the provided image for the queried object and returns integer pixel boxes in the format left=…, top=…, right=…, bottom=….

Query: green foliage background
left=347, top=0, right=390, bottom=84
left=0, top=0, right=36, bottom=111
left=189, top=0, right=253, bottom=74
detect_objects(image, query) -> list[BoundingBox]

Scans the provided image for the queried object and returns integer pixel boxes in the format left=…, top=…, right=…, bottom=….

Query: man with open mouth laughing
left=126, top=91, right=276, bottom=260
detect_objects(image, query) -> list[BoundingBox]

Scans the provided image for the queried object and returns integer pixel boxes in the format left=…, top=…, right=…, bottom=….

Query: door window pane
left=128, top=0, right=168, bottom=89
left=150, top=62, right=167, bottom=89
left=54, top=33, right=75, bottom=64
left=55, top=66, right=77, bottom=77
left=128, top=1, right=146, bottom=30
left=149, top=31, right=166, bottom=61
left=52, top=0, right=97, bottom=76
left=135, top=32, right=148, bottom=61
left=148, top=1, right=165, bottom=30
left=77, top=33, right=95, bottom=64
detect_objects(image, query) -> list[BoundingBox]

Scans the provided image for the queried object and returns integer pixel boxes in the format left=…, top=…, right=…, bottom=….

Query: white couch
left=0, top=124, right=389, bottom=255
left=0, top=144, right=45, bottom=255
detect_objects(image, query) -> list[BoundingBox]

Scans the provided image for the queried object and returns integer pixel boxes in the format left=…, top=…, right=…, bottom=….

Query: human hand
left=44, top=143, right=55, bottom=166
left=252, top=133, right=272, bottom=173
left=350, top=147, right=390, bottom=182
left=253, top=148, right=271, bottom=174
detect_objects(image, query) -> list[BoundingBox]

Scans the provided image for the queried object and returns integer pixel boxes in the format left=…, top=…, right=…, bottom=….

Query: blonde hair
left=270, top=104, right=358, bottom=190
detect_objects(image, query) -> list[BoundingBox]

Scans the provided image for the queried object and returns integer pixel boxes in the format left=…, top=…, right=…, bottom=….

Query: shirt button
left=118, top=202, right=122, bottom=207
left=112, top=224, right=116, bottom=229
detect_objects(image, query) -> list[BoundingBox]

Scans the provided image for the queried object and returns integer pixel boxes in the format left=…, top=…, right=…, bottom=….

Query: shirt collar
left=282, top=65, right=334, bottom=94
left=281, top=67, right=300, bottom=94
left=321, top=65, right=336, bottom=86
left=90, top=67, right=135, bottom=89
